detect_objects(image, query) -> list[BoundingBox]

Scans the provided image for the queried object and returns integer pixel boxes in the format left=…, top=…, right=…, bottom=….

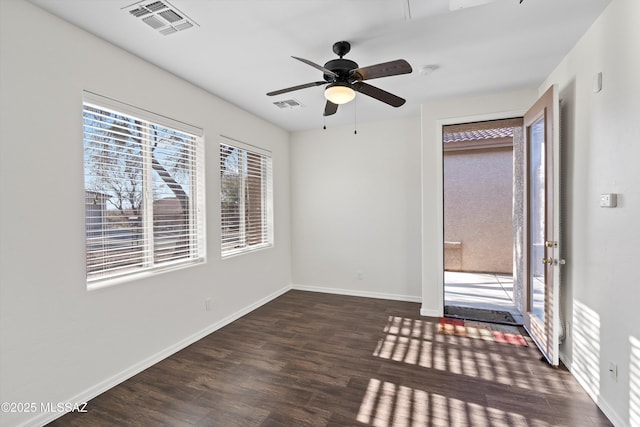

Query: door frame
left=435, top=110, right=526, bottom=316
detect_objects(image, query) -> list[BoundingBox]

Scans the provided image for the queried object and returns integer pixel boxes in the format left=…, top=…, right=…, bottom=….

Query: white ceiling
left=29, top=0, right=611, bottom=132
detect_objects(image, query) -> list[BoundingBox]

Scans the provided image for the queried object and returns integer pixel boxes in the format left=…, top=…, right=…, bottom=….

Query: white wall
left=0, top=2, right=291, bottom=426
left=420, top=89, right=537, bottom=316
left=540, top=0, right=640, bottom=424
left=3, top=0, right=638, bottom=425
left=290, top=117, right=422, bottom=301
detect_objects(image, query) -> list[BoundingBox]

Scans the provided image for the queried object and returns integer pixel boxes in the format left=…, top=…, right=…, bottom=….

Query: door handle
left=541, top=257, right=567, bottom=266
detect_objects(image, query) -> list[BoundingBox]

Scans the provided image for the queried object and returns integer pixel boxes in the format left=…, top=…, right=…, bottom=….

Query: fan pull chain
left=323, top=115, right=326, bottom=130
left=354, top=96, right=358, bottom=135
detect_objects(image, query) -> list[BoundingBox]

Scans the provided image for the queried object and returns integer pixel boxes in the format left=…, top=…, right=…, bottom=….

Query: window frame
left=219, top=137, right=273, bottom=258
left=83, top=91, right=206, bottom=289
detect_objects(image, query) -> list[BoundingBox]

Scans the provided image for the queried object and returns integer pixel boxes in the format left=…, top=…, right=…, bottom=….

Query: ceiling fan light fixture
left=324, top=84, right=356, bottom=105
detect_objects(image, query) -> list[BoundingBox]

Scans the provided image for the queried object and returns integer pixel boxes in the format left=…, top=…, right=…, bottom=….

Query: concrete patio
left=444, top=271, right=523, bottom=324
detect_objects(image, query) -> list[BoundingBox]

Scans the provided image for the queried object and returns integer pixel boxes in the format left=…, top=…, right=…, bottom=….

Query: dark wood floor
left=48, top=290, right=612, bottom=426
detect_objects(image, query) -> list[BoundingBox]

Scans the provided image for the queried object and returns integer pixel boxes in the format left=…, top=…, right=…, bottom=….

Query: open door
left=523, top=85, right=562, bottom=366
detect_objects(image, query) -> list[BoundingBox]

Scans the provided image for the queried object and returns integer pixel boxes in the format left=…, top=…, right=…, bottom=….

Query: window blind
left=219, top=140, right=273, bottom=257
left=83, top=93, right=205, bottom=285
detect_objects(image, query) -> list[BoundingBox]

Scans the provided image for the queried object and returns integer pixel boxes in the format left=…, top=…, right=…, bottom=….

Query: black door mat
left=444, top=305, right=520, bottom=326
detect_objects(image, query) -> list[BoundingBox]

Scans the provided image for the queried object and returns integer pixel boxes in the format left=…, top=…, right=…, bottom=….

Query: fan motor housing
left=323, top=58, right=358, bottom=82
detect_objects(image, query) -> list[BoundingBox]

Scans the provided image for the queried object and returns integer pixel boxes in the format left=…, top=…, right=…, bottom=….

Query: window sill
left=87, top=257, right=206, bottom=292
left=221, top=243, right=273, bottom=260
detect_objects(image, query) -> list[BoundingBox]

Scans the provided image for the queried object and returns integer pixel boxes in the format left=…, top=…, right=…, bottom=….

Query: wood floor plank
left=47, top=290, right=612, bottom=426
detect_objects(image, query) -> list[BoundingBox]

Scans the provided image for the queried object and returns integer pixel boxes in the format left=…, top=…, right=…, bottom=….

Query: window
left=83, top=92, right=205, bottom=286
left=219, top=139, right=273, bottom=257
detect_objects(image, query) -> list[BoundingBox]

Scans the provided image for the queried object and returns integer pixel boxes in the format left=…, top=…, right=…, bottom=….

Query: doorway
left=442, top=118, right=524, bottom=325
left=436, top=86, right=561, bottom=365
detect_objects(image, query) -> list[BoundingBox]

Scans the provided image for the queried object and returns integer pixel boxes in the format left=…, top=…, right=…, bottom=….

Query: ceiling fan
left=266, top=41, right=412, bottom=117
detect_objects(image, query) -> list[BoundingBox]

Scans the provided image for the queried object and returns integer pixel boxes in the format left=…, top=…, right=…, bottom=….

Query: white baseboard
left=594, top=398, right=626, bottom=427
left=291, top=283, right=421, bottom=303
left=559, top=354, right=626, bottom=427
left=24, top=285, right=292, bottom=427
left=420, top=306, right=442, bottom=317
left=24, top=286, right=624, bottom=427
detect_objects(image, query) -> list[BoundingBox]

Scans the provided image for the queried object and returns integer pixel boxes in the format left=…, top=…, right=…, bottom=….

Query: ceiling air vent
left=273, top=99, right=304, bottom=109
left=125, top=0, right=198, bottom=35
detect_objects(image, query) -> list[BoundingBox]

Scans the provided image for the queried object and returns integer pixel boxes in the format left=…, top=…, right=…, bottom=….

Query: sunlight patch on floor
left=374, top=315, right=571, bottom=395
left=356, top=378, right=549, bottom=427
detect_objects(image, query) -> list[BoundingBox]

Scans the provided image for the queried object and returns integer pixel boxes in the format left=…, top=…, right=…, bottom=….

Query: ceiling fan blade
left=352, top=81, right=406, bottom=107
left=323, top=100, right=338, bottom=116
left=351, top=59, right=412, bottom=81
left=266, top=81, right=327, bottom=96
left=292, top=56, right=338, bottom=78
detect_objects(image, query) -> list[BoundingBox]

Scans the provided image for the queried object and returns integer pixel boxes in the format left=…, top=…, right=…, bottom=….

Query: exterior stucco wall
left=443, top=146, right=513, bottom=274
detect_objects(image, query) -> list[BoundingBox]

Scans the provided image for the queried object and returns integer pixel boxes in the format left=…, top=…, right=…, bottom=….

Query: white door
left=523, top=85, right=562, bottom=366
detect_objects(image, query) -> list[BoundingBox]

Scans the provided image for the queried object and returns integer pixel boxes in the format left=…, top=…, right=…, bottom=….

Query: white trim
left=434, top=109, right=527, bottom=317
left=83, top=97, right=206, bottom=285
left=22, top=280, right=620, bottom=427
left=220, top=243, right=273, bottom=260
left=25, top=284, right=427, bottom=427
left=30, top=285, right=291, bottom=427
left=291, top=284, right=421, bottom=303
left=83, top=90, right=202, bottom=136
left=219, top=139, right=274, bottom=258
left=591, top=399, right=625, bottom=427
left=420, top=306, right=441, bottom=317
left=87, top=258, right=206, bottom=292
left=220, top=135, right=272, bottom=157
left=559, top=354, right=625, bottom=427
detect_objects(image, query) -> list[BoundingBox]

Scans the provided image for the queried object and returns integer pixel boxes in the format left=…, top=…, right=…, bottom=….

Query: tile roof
left=443, top=127, right=514, bottom=143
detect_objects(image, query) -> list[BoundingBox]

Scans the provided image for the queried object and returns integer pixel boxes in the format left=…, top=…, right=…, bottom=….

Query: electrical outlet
left=609, top=362, right=618, bottom=381
left=356, top=271, right=364, bottom=280
left=205, top=298, right=212, bottom=311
